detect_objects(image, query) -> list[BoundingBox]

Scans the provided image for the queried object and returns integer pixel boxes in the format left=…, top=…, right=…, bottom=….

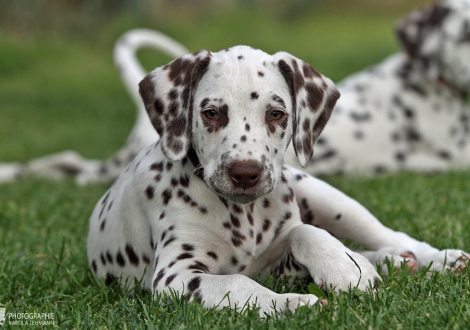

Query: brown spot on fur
left=303, top=211, right=314, bottom=224
left=167, top=116, right=187, bottom=137
left=230, top=214, right=241, bottom=227
left=247, top=213, right=254, bottom=226
left=153, top=268, right=166, bottom=288
left=188, top=261, right=210, bottom=273
left=162, top=189, right=172, bottom=205
left=256, top=233, right=263, bottom=245
left=106, top=251, right=113, bottom=264
left=125, top=244, right=140, bottom=266
left=150, top=162, right=164, bottom=171
left=116, top=251, right=126, bottom=267
left=219, top=104, right=229, bottom=129
left=200, top=97, right=210, bottom=109
left=302, top=63, right=321, bottom=79
left=231, top=256, right=238, bottom=265
left=177, top=253, right=194, bottom=260
left=165, top=273, right=177, bottom=286
left=145, top=186, right=155, bottom=199
left=262, top=219, right=271, bottom=232
left=305, top=83, right=324, bottom=113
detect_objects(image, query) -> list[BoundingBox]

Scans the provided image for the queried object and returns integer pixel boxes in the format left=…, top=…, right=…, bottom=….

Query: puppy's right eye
left=203, top=109, right=219, bottom=121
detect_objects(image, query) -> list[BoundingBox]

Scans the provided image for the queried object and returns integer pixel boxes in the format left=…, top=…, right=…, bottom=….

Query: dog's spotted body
left=1, top=0, right=470, bottom=183
left=88, top=46, right=468, bottom=315
left=285, top=0, right=470, bottom=175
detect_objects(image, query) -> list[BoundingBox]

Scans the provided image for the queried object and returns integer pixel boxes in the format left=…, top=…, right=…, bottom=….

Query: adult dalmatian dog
left=87, top=46, right=468, bottom=316
left=295, top=0, right=470, bottom=175
left=0, top=0, right=469, bottom=183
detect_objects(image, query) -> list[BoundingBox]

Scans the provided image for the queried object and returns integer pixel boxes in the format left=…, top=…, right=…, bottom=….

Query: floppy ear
left=139, top=51, right=212, bottom=161
left=274, top=52, right=340, bottom=168
left=395, top=3, right=450, bottom=75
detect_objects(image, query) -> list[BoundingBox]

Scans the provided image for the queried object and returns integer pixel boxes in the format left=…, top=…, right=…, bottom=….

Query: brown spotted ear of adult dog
left=274, top=52, right=340, bottom=167
left=139, top=51, right=211, bottom=161
left=395, top=0, right=470, bottom=96
left=395, top=3, right=451, bottom=78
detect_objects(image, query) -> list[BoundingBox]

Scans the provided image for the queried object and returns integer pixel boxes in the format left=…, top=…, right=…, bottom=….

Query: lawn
left=0, top=1, right=469, bottom=329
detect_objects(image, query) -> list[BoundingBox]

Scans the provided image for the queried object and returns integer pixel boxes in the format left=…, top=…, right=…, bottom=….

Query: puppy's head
left=139, top=46, right=339, bottom=204
left=396, top=0, right=470, bottom=94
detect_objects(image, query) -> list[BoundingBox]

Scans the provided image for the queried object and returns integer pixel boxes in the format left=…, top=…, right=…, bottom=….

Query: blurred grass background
left=1, top=1, right=470, bottom=328
left=0, top=0, right=430, bottom=162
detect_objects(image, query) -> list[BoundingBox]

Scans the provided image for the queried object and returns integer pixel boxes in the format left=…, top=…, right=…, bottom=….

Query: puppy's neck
left=186, top=146, right=205, bottom=180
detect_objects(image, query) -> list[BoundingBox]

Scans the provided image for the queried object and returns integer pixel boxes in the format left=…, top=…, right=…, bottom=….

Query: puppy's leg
left=287, top=224, right=380, bottom=293
left=152, top=265, right=318, bottom=316
left=289, top=166, right=468, bottom=273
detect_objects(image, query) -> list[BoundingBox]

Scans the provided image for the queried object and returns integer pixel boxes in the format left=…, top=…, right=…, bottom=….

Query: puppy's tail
left=0, top=30, right=190, bottom=185
left=114, top=29, right=189, bottom=106
left=101, top=29, right=190, bottom=184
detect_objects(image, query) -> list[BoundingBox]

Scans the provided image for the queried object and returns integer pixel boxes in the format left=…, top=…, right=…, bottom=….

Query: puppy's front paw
left=311, top=250, right=381, bottom=294
left=360, top=247, right=418, bottom=274
left=426, top=249, right=468, bottom=274
left=289, top=225, right=380, bottom=294
left=258, top=292, right=319, bottom=317
left=279, top=293, right=319, bottom=314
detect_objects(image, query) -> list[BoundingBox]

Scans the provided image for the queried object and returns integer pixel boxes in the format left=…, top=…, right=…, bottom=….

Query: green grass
left=1, top=174, right=469, bottom=329
left=0, top=2, right=469, bottom=329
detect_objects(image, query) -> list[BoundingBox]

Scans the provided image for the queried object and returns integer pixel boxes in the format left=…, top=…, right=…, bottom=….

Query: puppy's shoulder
left=117, top=141, right=183, bottom=195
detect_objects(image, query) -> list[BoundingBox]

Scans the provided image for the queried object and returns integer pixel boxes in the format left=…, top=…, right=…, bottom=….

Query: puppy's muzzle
left=229, top=160, right=263, bottom=190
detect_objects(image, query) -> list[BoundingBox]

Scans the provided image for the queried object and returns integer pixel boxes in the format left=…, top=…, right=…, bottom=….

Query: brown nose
left=229, top=161, right=262, bottom=189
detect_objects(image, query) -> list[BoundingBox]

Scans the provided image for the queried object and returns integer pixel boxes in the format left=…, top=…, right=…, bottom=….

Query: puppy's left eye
left=268, top=110, right=285, bottom=121
left=203, top=109, right=219, bottom=121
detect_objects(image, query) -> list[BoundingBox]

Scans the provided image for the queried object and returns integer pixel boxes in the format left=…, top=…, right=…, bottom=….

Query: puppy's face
left=191, top=49, right=292, bottom=204
left=139, top=46, right=340, bottom=205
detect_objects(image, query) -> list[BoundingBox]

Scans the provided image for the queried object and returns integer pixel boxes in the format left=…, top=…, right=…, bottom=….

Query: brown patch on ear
left=312, top=89, right=340, bottom=139
left=305, top=83, right=324, bottom=113
left=302, top=63, right=321, bottom=79
left=138, top=52, right=212, bottom=161
left=277, top=58, right=298, bottom=134
left=139, top=74, right=156, bottom=111
left=278, top=60, right=294, bottom=92
left=185, top=56, right=211, bottom=140
left=291, top=59, right=305, bottom=95
left=276, top=52, right=339, bottom=167
left=139, top=74, right=165, bottom=136
left=275, top=52, right=340, bottom=167
left=422, top=5, right=450, bottom=27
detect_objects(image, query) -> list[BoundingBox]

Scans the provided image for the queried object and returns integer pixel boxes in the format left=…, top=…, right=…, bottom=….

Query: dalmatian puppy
left=1, top=0, right=469, bottom=183
left=87, top=46, right=468, bottom=316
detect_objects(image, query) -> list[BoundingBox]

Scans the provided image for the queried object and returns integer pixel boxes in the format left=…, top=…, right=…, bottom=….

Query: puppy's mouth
left=212, top=186, right=273, bottom=204
left=221, top=192, right=261, bottom=204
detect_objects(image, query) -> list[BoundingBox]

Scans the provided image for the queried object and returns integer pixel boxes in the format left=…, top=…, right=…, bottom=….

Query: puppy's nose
left=229, top=161, right=262, bottom=189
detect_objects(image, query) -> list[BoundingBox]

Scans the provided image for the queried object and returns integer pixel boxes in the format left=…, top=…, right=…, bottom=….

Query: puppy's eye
left=268, top=110, right=285, bottom=121
left=203, top=109, right=219, bottom=121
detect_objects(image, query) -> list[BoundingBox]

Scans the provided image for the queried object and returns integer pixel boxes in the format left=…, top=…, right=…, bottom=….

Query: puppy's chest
left=223, top=203, right=271, bottom=250
left=152, top=182, right=297, bottom=275
left=137, top=146, right=300, bottom=274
